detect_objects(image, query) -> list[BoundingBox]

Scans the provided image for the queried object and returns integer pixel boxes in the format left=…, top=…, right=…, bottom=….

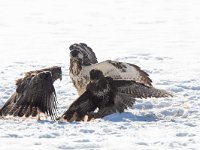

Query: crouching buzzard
left=60, top=69, right=172, bottom=122
left=69, top=43, right=152, bottom=96
left=0, top=66, right=62, bottom=121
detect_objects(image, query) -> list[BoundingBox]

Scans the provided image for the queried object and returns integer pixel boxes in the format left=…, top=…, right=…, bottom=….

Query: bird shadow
left=36, top=112, right=159, bottom=124
left=103, top=112, right=159, bottom=122
left=36, top=119, right=81, bottom=125
left=37, top=120, right=56, bottom=124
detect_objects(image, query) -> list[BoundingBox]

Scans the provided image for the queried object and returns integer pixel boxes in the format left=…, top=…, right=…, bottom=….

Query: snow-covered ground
left=0, top=0, right=200, bottom=149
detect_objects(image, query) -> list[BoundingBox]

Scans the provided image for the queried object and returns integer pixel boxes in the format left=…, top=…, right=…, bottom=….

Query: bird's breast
left=90, top=83, right=111, bottom=97
left=69, top=65, right=91, bottom=96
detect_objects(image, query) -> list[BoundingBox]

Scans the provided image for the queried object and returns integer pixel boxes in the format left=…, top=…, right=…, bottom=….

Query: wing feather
left=114, top=80, right=172, bottom=98
left=0, top=77, right=28, bottom=116
left=0, top=92, right=18, bottom=116
left=61, top=91, right=96, bottom=121
left=25, top=106, right=32, bottom=117
left=31, top=107, right=38, bottom=117
left=90, top=60, right=152, bottom=86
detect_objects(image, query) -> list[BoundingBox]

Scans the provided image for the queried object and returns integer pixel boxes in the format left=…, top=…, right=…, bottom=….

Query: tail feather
left=31, top=107, right=38, bottom=117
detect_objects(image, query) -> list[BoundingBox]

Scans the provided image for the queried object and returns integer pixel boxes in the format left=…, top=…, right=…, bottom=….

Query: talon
left=90, top=117, right=95, bottom=121
left=69, top=112, right=77, bottom=122
left=37, top=111, right=41, bottom=121
left=84, top=115, right=89, bottom=122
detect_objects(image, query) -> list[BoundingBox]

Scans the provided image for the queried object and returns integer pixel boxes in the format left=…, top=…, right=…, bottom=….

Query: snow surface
left=0, top=0, right=200, bottom=149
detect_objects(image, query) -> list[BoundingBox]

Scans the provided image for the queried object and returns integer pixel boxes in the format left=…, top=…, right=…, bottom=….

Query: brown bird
left=69, top=43, right=152, bottom=96
left=0, top=66, right=62, bottom=121
left=60, top=69, right=172, bottom=122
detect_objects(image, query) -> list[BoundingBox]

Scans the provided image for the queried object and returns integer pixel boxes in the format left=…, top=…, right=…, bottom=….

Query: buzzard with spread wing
left=69, top=43, right=152, bottom=96
left=61, top=69, right=172, bottom=122
left=0, top=66, right=62, bottom=120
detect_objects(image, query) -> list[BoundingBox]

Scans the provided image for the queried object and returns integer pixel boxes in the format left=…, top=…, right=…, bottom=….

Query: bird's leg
left=83, top=115, right=89, bottom=122
left=45, top=113, right=48, bottom=120
left=68, top=112, right=78, bottom=122
left=87, top=112, right=96, bottom=121
left=0, top=111, right=2, bottom=117
left=37, top=111, right=41, bottom=121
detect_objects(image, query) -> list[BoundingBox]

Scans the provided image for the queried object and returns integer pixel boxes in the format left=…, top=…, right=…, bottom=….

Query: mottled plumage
left=61, top=69, right=172, bottom=122
left=0, top=66, right=62, bottom=120
left=69, top=43, right=152, bottom=96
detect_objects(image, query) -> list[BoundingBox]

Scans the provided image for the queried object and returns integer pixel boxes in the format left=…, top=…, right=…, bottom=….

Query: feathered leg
left=37, top=111, right=41, bottom=121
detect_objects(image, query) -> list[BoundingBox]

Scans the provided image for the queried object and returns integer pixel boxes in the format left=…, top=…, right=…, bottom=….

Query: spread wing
left=0, top=72, right=58, bottom=120
left=94, top=79, right=172, bottom=118
left=24, top=66, right=62, bottom=82
left=91, top=60, right=152, bottom=86
left=60, top=91, right=97, bottom=121
left=113, top=80, right=173, bottom=99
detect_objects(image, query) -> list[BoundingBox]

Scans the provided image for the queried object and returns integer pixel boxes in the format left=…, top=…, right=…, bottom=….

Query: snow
left=0, top=0, right=200, bottom=149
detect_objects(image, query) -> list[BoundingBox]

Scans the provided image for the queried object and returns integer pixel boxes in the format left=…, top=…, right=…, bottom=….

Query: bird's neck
left=70, top=58, right=82, bottom=75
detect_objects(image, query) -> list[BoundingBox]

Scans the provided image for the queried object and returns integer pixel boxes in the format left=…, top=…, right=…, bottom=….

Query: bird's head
left=69, top=43, right=98, bottom=66
left=89, top=69, right=104, bottom=81
left=88, top=69, right=110, bottom=97
left=48, top=66, right=62, bottom=82
left=37, top=71, right=52, bottom=80
left=24, top=66, right=62, bottom=82
left=32, top=71, right=53, bottom=85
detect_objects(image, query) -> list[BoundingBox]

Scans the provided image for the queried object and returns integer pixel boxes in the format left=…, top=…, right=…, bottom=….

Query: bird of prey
left=0, top=66, right=62, bottom=121
left=69, top=43, right=152, bottom=96
left=60, top=69, right=172, bottom=122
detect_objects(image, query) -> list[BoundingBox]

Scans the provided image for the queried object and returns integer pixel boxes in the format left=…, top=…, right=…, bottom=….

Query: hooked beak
left=59, top=75, right=62, bottom=81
